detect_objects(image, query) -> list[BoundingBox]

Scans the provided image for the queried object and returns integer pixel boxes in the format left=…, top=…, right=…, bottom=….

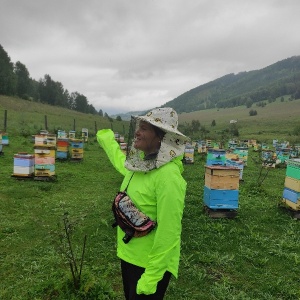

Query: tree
left=98, top=109, right=103, bottom=117
left=29, top=79, right=40, bottom=101
left=191, top=119, right=200, bottom=132
left=0, top=44, right=16, bottom=95
left=72, top=92, right=89, bottom=113
left=14, top=61, right=31, bottom=99
left=38, top=74, right=56, bottom=105
left=211, top=120, right=216, bottom=127
left=39, top=74, right=73, bottom=108
left=87, top=103, right=97, bottom=114
left=245, top=98, right=253, bottom=108
left=116, top=116, right=122, bottom=121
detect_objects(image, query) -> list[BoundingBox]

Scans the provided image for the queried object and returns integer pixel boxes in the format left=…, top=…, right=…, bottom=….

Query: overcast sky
left=1, top=0, right=299, bottom=115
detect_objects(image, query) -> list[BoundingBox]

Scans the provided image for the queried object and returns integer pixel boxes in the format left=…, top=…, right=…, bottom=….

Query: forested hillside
left=0, top=44, right=105, bottom=116
left=163, top=56, right=300, bottom=113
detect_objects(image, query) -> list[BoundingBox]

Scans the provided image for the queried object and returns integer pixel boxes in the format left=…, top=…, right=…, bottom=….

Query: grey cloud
left=1, top=0, right=300, bottom=114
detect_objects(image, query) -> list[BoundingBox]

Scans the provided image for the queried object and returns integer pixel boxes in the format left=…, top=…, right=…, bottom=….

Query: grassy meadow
left=0, top=95, right=130, bottom=138
left=179, top=97, right=300, bottom=143
left=1, top=96, right=300, bottom=299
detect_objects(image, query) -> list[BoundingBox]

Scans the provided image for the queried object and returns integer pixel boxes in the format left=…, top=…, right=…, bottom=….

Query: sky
left=1, top=0, right=300, bottom=115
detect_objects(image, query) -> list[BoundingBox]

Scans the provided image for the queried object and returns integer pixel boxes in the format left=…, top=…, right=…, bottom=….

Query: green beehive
left=286, top=159, right=300, bottom=180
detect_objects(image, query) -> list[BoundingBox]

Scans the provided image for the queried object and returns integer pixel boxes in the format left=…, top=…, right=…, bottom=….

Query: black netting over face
left=124, top=115, right=186, bottom=172
left=126, top=117, right=137, bottom=157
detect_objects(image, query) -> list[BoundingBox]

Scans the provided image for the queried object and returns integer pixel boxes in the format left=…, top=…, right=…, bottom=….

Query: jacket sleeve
left=96, top=129, right=127, bottom=176
left=136, top=166, right=186, bottom=295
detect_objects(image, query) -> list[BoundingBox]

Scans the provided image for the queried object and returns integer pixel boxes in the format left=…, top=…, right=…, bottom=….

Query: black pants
left=121, top=260, right=172, bottom=300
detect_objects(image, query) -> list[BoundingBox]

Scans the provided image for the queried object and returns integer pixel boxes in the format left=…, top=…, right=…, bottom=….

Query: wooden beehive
left=225, top=159, right=244, bottom=180
left=13, top=153, right=35, bottom=177
left=69, top=139, right=84, bottom=160
left=69, top=131, right=76, bottom=139
left=205, top=166, right=240, bottom=190
left=82, top=128, right=88, bottom=142
left=34, top=145, right=56, bottom=178
left=56, top=138, right=69, bottom=160
left=184, top=146, right=194, bottom=164
left=203, top=166, right=240, bottom=216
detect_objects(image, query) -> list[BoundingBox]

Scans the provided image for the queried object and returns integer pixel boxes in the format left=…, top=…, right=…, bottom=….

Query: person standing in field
left=97, top=107, right=188, bottom=300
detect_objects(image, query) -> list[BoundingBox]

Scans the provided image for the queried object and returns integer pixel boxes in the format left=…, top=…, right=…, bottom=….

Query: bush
left=249, top=109, right=257, bottom=116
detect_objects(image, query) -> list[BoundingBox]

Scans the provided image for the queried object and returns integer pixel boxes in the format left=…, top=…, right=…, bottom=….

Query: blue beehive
left=56, top=138, right=69, bottom=160
left=203, top=165, right=240, bottom=215
left=204, top=186, right=239, bottom=210
left=56, top=151, right=68, bottom=159
left=283, top=187, right=300, bottom=203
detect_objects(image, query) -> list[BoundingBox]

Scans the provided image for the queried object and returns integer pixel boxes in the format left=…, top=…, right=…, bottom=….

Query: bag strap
left=124, top=173, right=134, bottom=192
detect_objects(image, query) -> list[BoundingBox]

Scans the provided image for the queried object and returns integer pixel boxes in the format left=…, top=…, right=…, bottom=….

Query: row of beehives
left=261, top=146, right=300, bottom=167
left=187, top=138, right=300, bottom=168
left=31, top=129, right=88, bottom=143
left=58, top=128, right=88, bottom=142
left=12, top=132, right=84, bottom=180
left=196, top=139, right=256, bottom=153
left=34, top=131, right=84, bottom=161
left=203, top=158, right=300, bottom=218
left=196, top=138, right=299, bottom=154
left=184, top=146, right=246, bottom=175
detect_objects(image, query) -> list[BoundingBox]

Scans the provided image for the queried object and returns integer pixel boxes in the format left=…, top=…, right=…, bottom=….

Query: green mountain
left=162, top=56, right=300, bottom=113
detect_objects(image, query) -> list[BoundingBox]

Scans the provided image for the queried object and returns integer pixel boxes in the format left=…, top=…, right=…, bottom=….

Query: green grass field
left=0, top=95, right=129, bottom=138
left=1, top=133, right=300, bottom=299
left=179, top=97, right=300, bottom=142
left=1, top=95, right=300, bottom=143
left=1, top=96, right=300, bottom=299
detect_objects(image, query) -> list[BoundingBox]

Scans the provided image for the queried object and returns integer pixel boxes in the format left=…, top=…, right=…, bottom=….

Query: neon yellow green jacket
left=97, top=129, right=186, bottom=295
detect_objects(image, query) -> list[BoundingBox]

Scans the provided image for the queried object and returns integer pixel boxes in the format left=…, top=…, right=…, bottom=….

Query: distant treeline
left=0, top=44, right=107, bottom=117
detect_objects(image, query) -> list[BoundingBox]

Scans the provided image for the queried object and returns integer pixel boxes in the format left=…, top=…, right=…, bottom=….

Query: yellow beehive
left=34, top=147, right=56, bottom=158
left=284, top=177, right=300, bottom=192
left=71, top=148, right=84, bottom=154
left=282, top=198, right=300, bottom=210
left=72, top=152, right=83, bottom=159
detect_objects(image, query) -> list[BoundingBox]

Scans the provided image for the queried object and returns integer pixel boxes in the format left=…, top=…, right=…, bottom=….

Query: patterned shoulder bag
left=112, top=174, right=156, bottom=243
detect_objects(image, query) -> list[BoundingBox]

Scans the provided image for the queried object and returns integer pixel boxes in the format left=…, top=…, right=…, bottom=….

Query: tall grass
left=1, top=133, right=300, bottom=299
left=1, top=95, right=300, bottom=143
left=0, top=95, right=129, bottom=137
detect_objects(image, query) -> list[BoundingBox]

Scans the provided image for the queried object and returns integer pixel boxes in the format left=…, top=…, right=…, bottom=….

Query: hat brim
left=134, top=115, right=187, bottom=139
